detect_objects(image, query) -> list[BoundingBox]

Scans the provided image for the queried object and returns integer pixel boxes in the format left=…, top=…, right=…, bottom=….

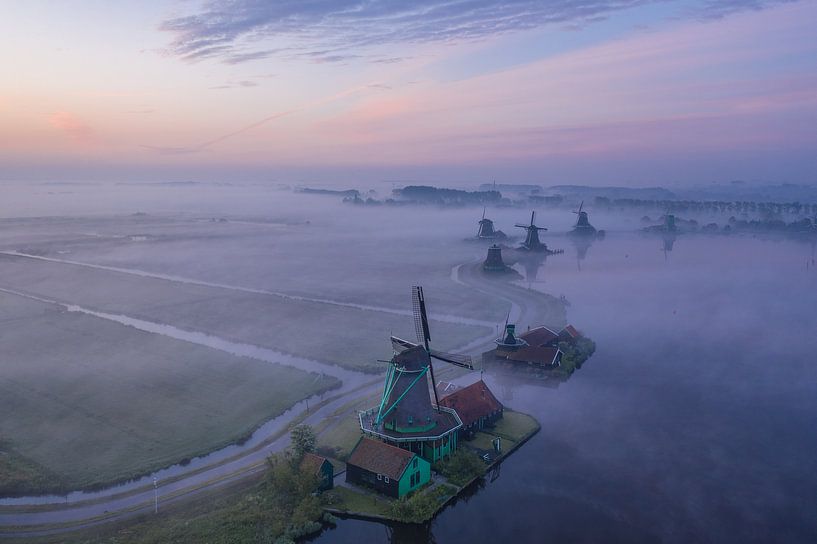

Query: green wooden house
left=346, top=437, right=431, bottom=498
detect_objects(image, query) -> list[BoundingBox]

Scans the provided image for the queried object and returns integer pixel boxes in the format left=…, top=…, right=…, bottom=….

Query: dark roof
left=300, top=452, right=329, bottom=475
left=439, top=380, right=502, bottom=427
left=360, top=407, right=461, bottom=440
left=560, top=325, right=581, bottom=338
left=504, top=346, right=560, bottom=366
left=519, top=326, right=558, bottom=346
left=348, top=438, right=415, bottom=480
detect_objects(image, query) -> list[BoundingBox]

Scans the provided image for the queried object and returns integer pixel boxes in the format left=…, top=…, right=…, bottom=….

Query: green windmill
left=360, top=286, right=474, bottom=463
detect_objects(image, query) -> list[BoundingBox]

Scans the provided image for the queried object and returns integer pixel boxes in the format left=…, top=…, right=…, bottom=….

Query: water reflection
left=661, top=231, right=677, bottom=257
left=310, top=233, right=817, bottom=544
left=568, top=234, right=594, bottom=270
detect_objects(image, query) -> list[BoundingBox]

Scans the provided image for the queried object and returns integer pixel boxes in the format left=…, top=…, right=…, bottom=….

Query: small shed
left=346, top=438, right=431, bottom=498
left=438, top=380, right=503, bottom=439
left=300, top=452, right=334, bottom=491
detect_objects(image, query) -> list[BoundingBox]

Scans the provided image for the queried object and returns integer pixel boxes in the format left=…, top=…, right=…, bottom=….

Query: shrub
left=557, top=337, right=596, bottom=375
left=435, top=450, right=485, bottom=487
left=388, top=490, right=438, bottom=523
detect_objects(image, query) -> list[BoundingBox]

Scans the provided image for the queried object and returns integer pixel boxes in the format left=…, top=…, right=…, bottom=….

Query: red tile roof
left=347, top=438, right=415, bottom=480
left=439, top=380, right=502, bottom=427
left=300, top=452, right=329, bottom=475
left=504, top=346, right=561, bottom=366
left=560, top=325, right=581, bottom=338
left=519, top=326, right=559, bottom=347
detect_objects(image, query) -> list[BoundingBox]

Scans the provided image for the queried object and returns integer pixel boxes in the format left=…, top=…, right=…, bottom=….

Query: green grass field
left=467, top=410, right=540, bottom=453
left=0, top=292, right=339, bottom=496
left=492, top=410, right=540, bottom=440
left=0, top=255, right=491, bottom=373
left=0, top=445, right=63, bottom=497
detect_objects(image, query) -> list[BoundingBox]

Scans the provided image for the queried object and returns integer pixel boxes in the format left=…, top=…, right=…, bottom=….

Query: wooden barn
left=300, top=452, right=334, bottom=491
left=519, top=326, right=559, bottom=347
left=439, top=380, right=503, bottom=439
left=345, top=437, right=431, bottom=498
left=502, top=345, right=562, bottom=368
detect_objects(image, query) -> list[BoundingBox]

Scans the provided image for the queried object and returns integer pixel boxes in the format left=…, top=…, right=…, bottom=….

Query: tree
left=290, top=424, right=316, bottom=458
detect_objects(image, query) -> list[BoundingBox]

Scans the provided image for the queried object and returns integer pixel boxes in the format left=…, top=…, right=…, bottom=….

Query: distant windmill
left=494, top=312, right=527, bottom=349
left=482, top=244, right=511, bottom=272
left=571, top=201, right=597, bottom=235
left=515, top=211, right=548, bottom=251
left=476, top=208, right=505, bottom=239
left=477, top=208, right=496, bottom=238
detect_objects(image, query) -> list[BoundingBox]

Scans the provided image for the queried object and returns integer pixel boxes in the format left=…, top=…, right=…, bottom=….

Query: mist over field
left=3, top=0, right=817, bottom=541
left=0, top=179, right=814, bottom=542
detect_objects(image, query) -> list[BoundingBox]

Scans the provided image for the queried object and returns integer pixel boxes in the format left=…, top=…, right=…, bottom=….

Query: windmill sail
left=428, top=348, right=473, bottom=369
left=409, top=286, right=477, bottom=407
left=411, top=286, right=431, bottom=348
left=392, top=336, right=473, bottom=369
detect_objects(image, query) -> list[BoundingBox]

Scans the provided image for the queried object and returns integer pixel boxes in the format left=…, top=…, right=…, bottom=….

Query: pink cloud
left=304, top=1, right=817, bottom=165
left=48, top=111, right=94, bottom=142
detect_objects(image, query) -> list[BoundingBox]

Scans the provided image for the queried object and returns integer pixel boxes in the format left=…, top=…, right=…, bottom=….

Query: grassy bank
left=8, top=452, right=334, bottom=544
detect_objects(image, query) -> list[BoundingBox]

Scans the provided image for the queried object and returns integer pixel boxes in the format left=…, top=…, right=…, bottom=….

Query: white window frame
left=377, top=473, right=382, bottom=480
left=385, top=476, right=390, bottom=484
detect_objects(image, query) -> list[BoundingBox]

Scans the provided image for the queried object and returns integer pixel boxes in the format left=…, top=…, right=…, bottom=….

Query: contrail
left=141, top=82, right=380, bottom=154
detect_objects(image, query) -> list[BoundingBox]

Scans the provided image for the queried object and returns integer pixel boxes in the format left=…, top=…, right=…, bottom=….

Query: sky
left=1, top=0, right=816, bottom=187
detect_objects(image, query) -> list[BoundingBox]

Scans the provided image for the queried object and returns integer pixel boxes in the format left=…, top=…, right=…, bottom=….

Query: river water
left=311, top=232, right=817, bottom=543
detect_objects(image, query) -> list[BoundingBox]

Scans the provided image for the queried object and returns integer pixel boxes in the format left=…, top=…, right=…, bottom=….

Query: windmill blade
left=411, top=286, right=431, bottom=347
left=579, top=200, right=584, bottom=214
left=482, top=207, right=486, bottom=220
left=514, top=223, right=529, bottom=229
left=535, top=226, right=548, bottom=231
left=530, top=210, right=536, bottom=227
left=429, top=348, right=474, bottom=370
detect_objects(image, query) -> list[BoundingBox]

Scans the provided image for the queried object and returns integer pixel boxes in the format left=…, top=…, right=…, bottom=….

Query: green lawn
left=329, top=486, right=393, bottom=517
left=0, top=292, right=339, bottom=496
left=468, top=431, right=517, bottom=452
left=462, top=410, right=540, bottom=465
left=314, top=393, right=380, bottom=460
left=492, top=410, right=541, bottom=441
